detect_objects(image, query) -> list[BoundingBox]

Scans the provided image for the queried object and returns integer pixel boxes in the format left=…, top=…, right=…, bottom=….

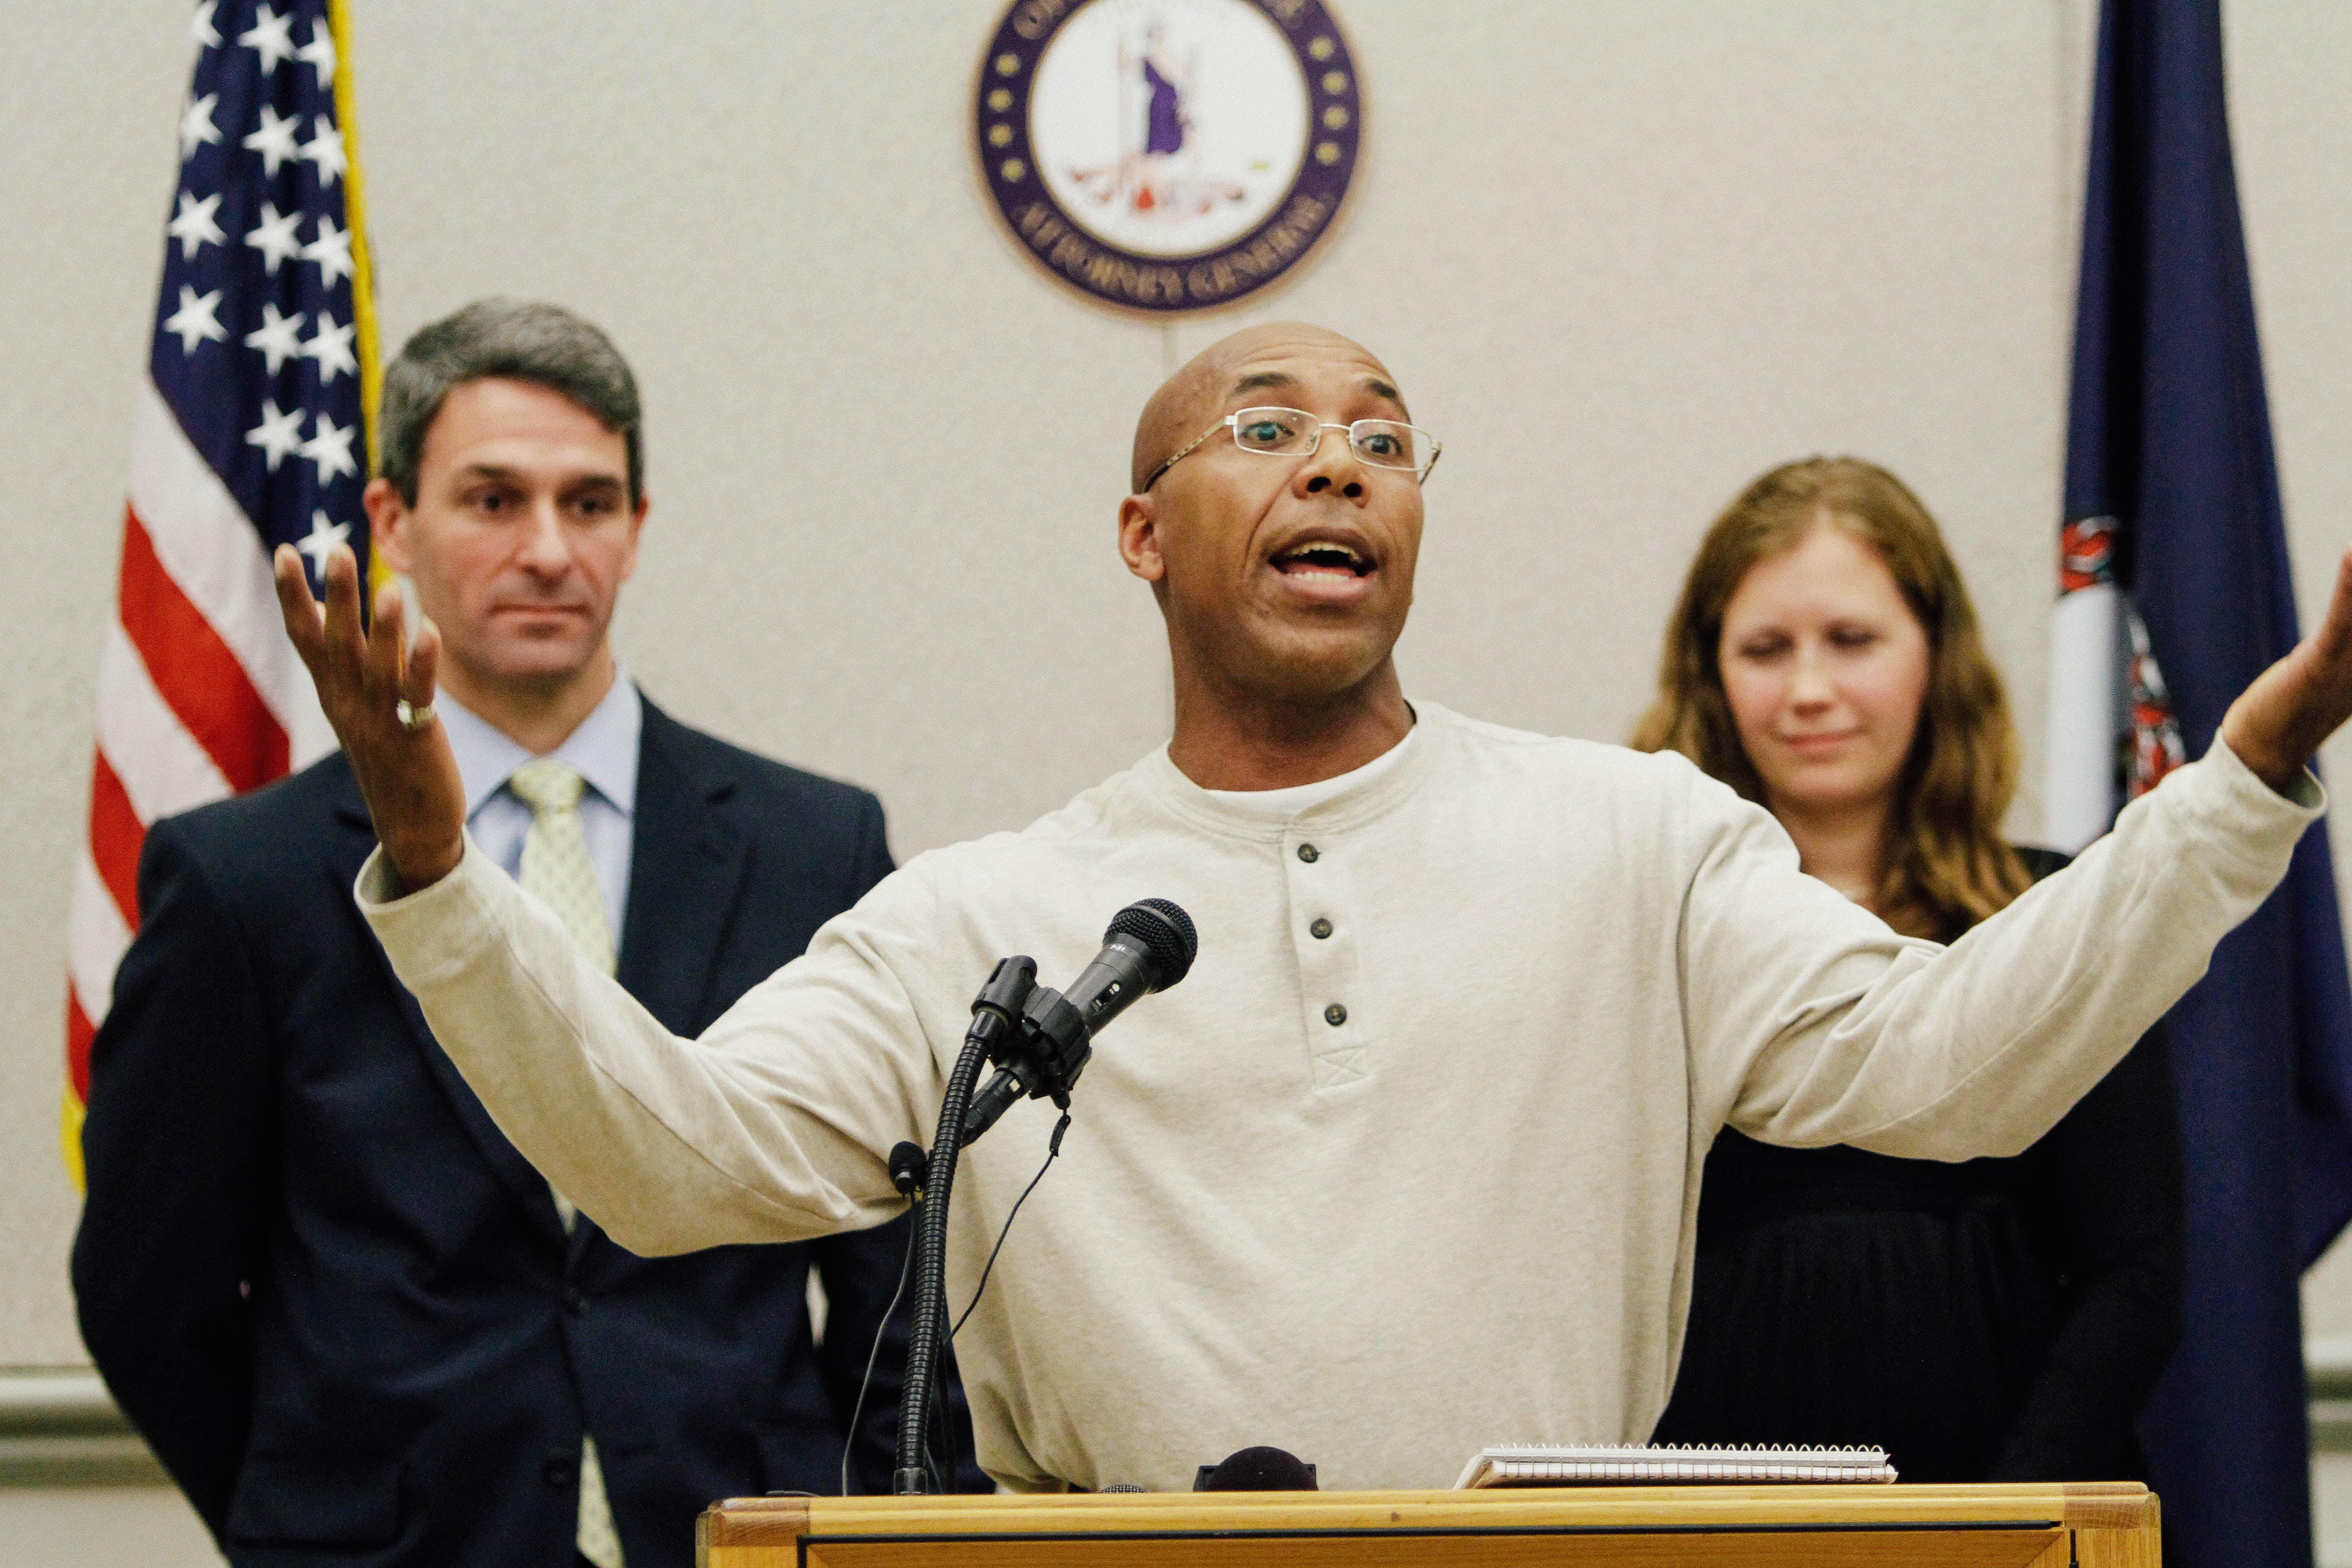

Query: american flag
left=64, top=0, right=377, bottom=1179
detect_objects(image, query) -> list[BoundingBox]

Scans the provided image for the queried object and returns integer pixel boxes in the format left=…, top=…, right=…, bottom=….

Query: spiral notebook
left=1453, top=1444, right=1898, bottom=1489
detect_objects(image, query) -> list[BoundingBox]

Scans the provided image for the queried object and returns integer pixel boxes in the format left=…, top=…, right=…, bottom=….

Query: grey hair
left=378, top=299, right=643, bottom=504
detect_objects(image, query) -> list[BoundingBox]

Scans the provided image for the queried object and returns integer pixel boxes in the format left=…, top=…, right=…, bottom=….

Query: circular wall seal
left=975, top=0, right=1362, bottom=316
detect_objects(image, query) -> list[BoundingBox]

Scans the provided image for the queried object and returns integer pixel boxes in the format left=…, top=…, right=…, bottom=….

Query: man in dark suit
left=72, top=300, right=966, bottom=1568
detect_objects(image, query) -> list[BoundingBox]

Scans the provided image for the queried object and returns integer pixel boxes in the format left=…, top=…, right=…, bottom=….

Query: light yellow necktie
left=505, top=758, right=625, bottom=1568
left=510, top=758, right=616, bottom=976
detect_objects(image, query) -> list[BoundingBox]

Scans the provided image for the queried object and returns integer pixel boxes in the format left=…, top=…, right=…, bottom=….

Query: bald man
left=276, top=323, right=2349, bottom=1493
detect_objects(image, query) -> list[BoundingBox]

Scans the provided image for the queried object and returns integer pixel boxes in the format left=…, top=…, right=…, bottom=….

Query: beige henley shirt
left=358, top=702, right=2320, bottom=1491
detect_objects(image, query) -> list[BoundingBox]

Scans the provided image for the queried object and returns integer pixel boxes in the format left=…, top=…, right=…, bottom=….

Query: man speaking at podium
left=277, top=323, right=2348, bottom=1494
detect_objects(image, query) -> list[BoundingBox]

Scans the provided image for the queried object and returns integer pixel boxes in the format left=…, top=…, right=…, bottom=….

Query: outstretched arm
left=277, top=541, right=925, bottom=1252
left=1682, top=541, right=2347, bottom=1160
left=2219, top=547, right=2352, bottom=792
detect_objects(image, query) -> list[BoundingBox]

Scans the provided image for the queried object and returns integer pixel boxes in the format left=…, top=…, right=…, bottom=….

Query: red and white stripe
left=2043, top=516, right=2183, bottom=856
left=66, top=380, right=333, bottom=1106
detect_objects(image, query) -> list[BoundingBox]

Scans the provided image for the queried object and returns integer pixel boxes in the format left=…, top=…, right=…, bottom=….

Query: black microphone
left=1061, top=898, right=1200, bottom=1036
left=1195, top=1447, right=1319, bottom=1492
left=962, top=899, right=1197, bottom=1143
left=888, top=1141, right=929, bottom=1197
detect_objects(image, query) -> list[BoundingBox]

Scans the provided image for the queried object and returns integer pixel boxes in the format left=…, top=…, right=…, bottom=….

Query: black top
left=1649, top=848, right=2185, bottom=1482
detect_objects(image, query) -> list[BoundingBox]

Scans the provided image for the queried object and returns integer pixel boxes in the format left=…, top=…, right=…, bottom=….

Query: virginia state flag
left=2044, top=1, right=2352, bottom=1562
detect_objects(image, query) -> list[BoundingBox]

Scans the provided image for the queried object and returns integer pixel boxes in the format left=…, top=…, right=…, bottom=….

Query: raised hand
left=273, top=541, right=467, bottom=891
left=2220, top=547, right=2352, bottom=794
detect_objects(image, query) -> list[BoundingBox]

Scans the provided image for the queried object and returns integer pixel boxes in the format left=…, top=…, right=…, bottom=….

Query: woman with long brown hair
left=1638, top=457, right=2183, bottom=1481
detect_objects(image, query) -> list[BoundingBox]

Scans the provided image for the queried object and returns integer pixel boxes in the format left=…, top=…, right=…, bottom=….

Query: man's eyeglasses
left=1142, top=406, right=1443, bottom=491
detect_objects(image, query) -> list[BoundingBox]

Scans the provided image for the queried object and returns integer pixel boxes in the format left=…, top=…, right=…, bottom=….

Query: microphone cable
left=929, top=1110, right=1071, bottom=1489
left=952, top=1112, right=1070, bottom=1343
left=839, top=1212, right=918, bottom=1498
left=841, top=1113, right=1068, bottom=1496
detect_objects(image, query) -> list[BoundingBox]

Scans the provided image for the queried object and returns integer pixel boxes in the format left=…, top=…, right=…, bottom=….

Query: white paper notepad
left=1454, top=1444, right=1898, bottom=1489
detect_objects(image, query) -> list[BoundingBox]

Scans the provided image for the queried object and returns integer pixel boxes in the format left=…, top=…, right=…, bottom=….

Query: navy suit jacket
left=73, top=700, right=971, bottom=1567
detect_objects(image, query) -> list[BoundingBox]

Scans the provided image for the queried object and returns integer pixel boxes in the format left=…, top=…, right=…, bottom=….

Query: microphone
left=962, top=899, right=1197, bottom=1143
left=1195, top=1447, right=1319, bottom=1492
left=888, top=1142, right=929, bottom=1197
left=1061, top=898, right=1200, bottom=1035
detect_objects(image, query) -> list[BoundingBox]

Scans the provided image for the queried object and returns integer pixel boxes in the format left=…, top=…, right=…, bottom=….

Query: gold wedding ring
left=395, top=699, right=436, bottom=733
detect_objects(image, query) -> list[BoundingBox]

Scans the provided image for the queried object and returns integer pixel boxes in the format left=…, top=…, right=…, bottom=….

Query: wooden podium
left=699, top=1482, right=2157, bottom=1566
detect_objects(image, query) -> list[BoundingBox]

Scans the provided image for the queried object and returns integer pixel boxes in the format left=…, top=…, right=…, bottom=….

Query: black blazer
left=73, top=699, right=961, bottom=1567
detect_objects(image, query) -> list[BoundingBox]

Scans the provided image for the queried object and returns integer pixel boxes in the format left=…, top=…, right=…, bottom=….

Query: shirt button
left=1297, top=843, right=1319, bottom=864
left=544, top=1454, right=578, bottom=1487
left=1310, top=918, right=1333, bottom=940
left=1324, top=1004, right=1347, bottom=1027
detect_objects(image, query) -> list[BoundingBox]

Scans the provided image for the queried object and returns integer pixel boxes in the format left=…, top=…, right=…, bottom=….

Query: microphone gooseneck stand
left=892, top=956, right=1034, bottom=1495
left=892, top=899, right=1199, bottom=1496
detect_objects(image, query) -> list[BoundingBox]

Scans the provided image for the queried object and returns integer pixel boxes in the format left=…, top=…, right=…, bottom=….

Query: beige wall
left=3, top=0, right=2350, bottom=1379
left=2233, top=0, right=2352, bottom=1331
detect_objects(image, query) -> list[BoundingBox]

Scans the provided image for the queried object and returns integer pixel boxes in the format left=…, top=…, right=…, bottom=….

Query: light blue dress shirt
left=437, top=675, right=642, bottom=945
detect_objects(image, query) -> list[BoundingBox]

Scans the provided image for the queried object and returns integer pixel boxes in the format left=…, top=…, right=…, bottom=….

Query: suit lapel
left=328, top=768, right=570, bottom=1249
left=616, top=700, right=753, bottom=1036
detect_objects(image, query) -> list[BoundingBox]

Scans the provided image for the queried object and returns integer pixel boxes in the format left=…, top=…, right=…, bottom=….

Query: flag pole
left=328, top=0, right=387, bottom=600
left=61, top=1046, right=84, bottom=1190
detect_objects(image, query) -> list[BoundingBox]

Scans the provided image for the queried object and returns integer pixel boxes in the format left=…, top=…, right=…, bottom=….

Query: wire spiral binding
left=1458, top=1442, right=1896, bottom=1490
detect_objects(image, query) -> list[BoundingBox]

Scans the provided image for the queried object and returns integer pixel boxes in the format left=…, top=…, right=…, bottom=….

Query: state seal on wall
left=975, top=0, right=1362, bottom=316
